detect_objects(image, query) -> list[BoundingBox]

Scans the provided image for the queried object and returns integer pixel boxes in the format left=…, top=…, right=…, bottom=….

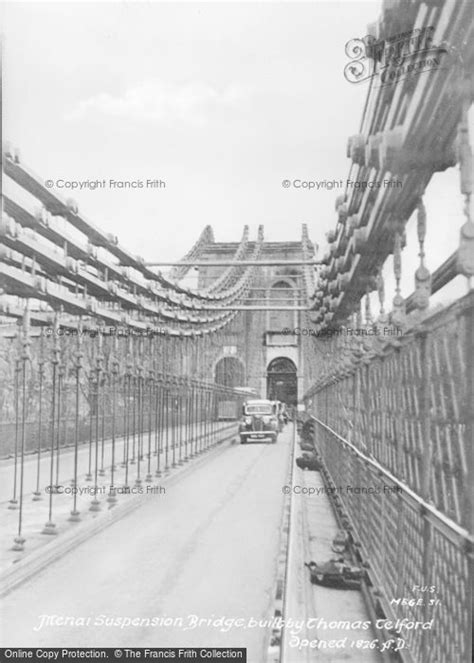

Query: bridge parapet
left=303, top=291, right=473, bottom=663
left=299, top=4, right=473, bottom=659
left=305, top=290, right=473, bottom=525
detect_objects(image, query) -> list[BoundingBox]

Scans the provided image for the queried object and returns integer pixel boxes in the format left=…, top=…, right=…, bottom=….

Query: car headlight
left=262, top=416, right=271, bottom=424
left=244, top=417, right=252, bottom=425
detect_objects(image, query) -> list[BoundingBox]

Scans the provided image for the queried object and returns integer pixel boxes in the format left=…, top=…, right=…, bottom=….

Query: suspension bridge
left=1, top=1, right=473, bottom=662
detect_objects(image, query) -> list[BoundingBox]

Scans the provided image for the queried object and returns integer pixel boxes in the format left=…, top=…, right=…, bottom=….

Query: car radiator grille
left=253, top=417, right=264, bottom=431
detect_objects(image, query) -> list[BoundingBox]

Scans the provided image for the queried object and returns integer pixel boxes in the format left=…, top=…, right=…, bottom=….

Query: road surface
left=1, top=427, right=293, bottom=662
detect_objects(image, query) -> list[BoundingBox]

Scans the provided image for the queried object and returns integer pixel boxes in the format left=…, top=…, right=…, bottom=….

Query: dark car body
left=239, top=399, right=279, bottom=443
left=305, top=558, right=362, bottom=589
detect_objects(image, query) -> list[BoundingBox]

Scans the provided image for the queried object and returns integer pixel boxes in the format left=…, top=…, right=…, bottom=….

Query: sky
left=2, top=1, right=382, bottom=259
left=1, top=0, right=469, bottom=306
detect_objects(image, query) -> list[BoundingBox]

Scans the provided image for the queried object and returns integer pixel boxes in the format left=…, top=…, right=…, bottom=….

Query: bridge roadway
left=1, top=428, right=293, bottom=660
left=1, top=424, right=382, bottom=663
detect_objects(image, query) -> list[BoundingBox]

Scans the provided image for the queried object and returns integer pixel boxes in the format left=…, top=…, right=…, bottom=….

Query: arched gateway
left=266, top=357, right=297, bottom=405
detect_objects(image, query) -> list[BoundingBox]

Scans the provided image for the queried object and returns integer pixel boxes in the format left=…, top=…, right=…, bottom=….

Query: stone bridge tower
left=197, top=232, right=315, bottom=405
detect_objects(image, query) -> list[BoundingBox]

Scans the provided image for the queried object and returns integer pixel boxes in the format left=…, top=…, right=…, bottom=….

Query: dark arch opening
left=266, top=357, right=297, bottom=405
left=214, top=356, right=245, bottom=389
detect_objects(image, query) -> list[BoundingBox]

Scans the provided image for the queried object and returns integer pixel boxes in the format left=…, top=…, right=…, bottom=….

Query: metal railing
left=2, top=325, right=245, bottom=551
left=303, top=292, right=473, bottom=663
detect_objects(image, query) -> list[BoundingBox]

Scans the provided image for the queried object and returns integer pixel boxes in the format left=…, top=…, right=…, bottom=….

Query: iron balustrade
left=303, top=291, right=473, bottom=663
left=2, top=327, right=245, bottom=550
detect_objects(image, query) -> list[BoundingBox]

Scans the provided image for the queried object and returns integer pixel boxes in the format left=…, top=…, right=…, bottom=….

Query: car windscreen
left=245, top=405, right=273, bottom=415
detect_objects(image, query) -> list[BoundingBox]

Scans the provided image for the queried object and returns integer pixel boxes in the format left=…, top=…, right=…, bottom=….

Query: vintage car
left=305, top=558, right=362, bottom=589
left=272, top=400, right=289, bottom=430
left=239, top=399, right=279, bottom=444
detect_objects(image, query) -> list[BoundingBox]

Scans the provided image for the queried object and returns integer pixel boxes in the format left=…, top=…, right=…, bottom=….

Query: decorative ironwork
left=304, top=291, right=473, bottom=663
left=413, top=200, right=431, bottom=311
left=391, top=231, right=406, bottom=328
